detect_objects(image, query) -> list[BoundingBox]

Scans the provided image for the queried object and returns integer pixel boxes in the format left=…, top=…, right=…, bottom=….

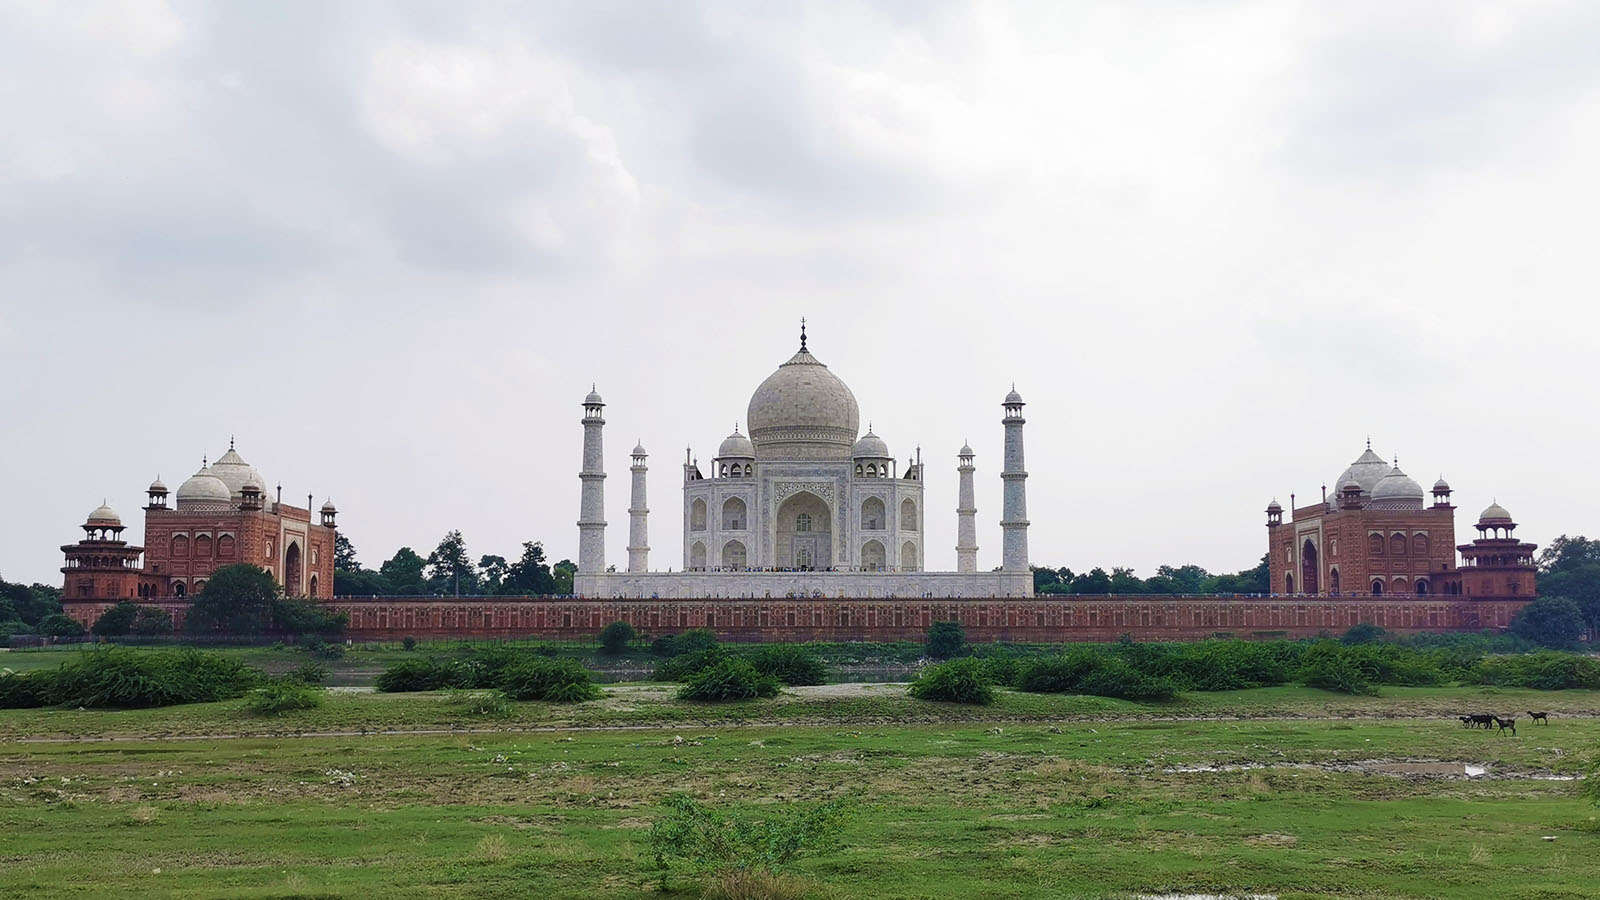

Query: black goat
left=1494, top=716, right=1516, bottom=736
left=1527, top=711, right=1549, bottom=725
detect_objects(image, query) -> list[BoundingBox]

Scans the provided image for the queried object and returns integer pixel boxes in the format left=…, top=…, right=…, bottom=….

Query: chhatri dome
left=745, top=322, right=860, bottom=459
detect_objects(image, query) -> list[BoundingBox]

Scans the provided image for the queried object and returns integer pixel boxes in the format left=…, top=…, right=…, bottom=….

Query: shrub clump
left=677, top=658, right=781, bottom=701
left=653, top=628, right=720, bottom=658
left=1016, top=650, right=1176, bottom=701
left=744, top=645, right=827, bottom=686
left=653, top=647, right=729, bottom=682
left=649, top=793, right=855, bottom=890
left=496, top=658, right=602, bottom=703
left=908, top=657, right=995, bottom=705
left=244, top=681, right=325, bottom=715
left=599, top=620, right=637, bottom=655
left=924, top=621, right=967, bottom=660
left=0, top=647, right=261, bottom=708
left=1474, top=652, right=1600, bottom=690
left=375, top=658, right=475, bottom=692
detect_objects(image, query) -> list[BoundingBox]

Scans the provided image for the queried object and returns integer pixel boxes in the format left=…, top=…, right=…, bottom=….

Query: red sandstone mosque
left=1266, top=443, right=1536, bottom=600
left=60, top=441, right=336, bottom=626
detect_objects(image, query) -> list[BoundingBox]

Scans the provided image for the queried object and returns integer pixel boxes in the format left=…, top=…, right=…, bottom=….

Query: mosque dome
left=176, top=465, right=232, bottom=506
left=1370, top=465, right=1425, bottom=509
left=746, top=342, right=860, bottom=459
left=851, top=430, right=891, bottom=459
left=209, top=444, right=267, bottom=498
left=1479, top=502, right=1514, bottom=525
left=86, top=503, right=121, bottom=527
left=717, top=427, right=755, bottom=459
left=1331, top=446, right=1393, bottom=498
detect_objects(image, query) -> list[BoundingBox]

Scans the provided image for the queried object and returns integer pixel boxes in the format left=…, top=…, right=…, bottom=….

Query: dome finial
left=1366, top=435, right=1371, bottom=450
left=229, top=434, right=235, bottom=450
left=799, top=316, right=807, bottom=350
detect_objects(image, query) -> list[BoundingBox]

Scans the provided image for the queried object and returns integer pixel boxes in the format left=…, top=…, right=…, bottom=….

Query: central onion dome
left=1370, top=464, right=1425, bottom=509
left=1331, top=446, right=1392, bottom=500
left=746, top=332, right=859, bottom=460
left=209, top=443, right=267, bottom=498
left=176, top=462, right=232, bottom=507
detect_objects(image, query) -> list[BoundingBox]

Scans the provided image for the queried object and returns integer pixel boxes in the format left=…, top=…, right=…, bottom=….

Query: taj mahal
left=574, top=323, right=1034, bottom=598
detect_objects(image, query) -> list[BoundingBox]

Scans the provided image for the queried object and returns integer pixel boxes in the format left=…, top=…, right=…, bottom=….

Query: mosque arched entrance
left=1300, top=539, right=1319, bottom=595
left=776, top=491, right=832, bottom=570
left=285, top=542, right=302, bottom=597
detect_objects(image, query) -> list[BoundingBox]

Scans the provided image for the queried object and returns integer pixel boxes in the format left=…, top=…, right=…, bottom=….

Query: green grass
left=1, top=685, right=1598, bottom=898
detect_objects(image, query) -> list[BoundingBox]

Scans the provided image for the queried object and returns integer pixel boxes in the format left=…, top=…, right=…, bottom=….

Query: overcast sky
left=3, top=0, right=1598, bottom=586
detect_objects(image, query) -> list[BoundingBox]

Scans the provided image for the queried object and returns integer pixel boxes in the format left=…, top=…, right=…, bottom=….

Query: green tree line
left=332, top=532, right=576, bottom=597
left=1031, top=555, right=1270, bottom=595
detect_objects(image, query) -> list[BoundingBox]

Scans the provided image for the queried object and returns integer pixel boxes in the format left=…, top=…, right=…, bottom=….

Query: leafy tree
left=186, top=564, right=281, bottom=635
left=1201, top=554, right=1271, bottom=595
left=1538, top=535, right=1600, bottom=631
left=1146, top=564, right=1210, bottom=595
left=500, top=542, right=557, bottom=595
left=1342, top=622, right=1387, bottom=645
left=478, top=555, right=509, bottom=594
left=425, top=530, right=479, bottom=595
left=334, top=568, right=391, bottom=596
left=1108, top=567, right=1146, bottom=594
left=1510, top=596, right=1586, bottom=649
left=379, top=548, right=428, bottom=595
left=92, top=601, right=140, bottom=637
left=38, top=614, right=86, bottom=638
left=333, top=534, right=360, bottom=573
left=553, top=559, right=576, bottom=595
left=131, top=606, right=174, bottom=636
left=1072, top=567, right=1113, bottom=594
left=925, top=621, right=966, bottom=659
left=0, top=578, right=62, bottom=625
left=599, top=620, right=637, bottom=654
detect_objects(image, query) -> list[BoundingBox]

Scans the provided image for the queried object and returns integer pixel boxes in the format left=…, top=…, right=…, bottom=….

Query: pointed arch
left=901, top=498, right=917, bottom=531
left=901, top=541, right=918, bottom=572
left=861, top=540, right=886, bottom=571
left=722, top=497, right=747, bottom=531
left=723, top=540, right=747, bottom=570
left=690, top=498, right=707, bottom=531
left=861, top=496, right=886, bottom=530
left=690, top=541, right=707, bottom=570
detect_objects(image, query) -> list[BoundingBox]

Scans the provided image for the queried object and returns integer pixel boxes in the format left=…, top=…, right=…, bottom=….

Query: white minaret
left=578, top=386, right=607, bottom=574
left=627, top=441, right=649, bottom=573
left=956, top=440, right=978, bottom=573
left=1000, top=387, right=1030, bottom=573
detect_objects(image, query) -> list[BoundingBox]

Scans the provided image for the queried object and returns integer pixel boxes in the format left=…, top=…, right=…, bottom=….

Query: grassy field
left=3, top=685, right=1598, bottom=899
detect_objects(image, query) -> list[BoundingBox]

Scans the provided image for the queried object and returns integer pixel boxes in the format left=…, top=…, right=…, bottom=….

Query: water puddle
left=1157, top=760, right=1579, bottom=780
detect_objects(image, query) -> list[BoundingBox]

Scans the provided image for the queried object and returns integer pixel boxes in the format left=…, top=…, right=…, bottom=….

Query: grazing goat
left=1466, top=713, right=1495, bottom=729
left=1494, top=716, right=1516, bottom=736
left=1458, top=715, right=1473, bottom=728
left=1528, top=711, right=1549, bottom=725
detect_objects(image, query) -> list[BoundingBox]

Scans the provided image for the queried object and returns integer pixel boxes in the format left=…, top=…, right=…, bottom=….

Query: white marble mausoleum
left=574, top=324, right=1032, bottom=598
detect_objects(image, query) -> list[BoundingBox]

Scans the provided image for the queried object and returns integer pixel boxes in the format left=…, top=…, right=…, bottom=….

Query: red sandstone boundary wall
left=321, top=596, right=1531, bottom=642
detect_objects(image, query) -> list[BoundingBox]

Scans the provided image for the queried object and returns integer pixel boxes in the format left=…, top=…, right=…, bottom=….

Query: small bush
left=244, top=681, right=325, bottom=715
left=655, top=628, right=720, bottom=658
left=496, top=658, right=602, bottom=703
left=653, top=647, right=730, bottom=682
left=678, top=658, right=781, bottom=701
left=0, top=669, right=48, bottom=708
left=978, top=655, right=1024, bottom=688
left=402, top=636, right=417, bottom=651
left=744, top=645, right=827, bottom=686
left=1342, top=622, right=1388, bottom=645
left=282, top=662, right=329, bottom=685
left=599, top=620, right=637, bottom=655
left=649, top=793, right=855, bottom=888
left=908, top=657, right=994, bottom=705
left=303, top=639, right=346, bottom=660
left=376, top=658, right=472, bottom=692
left=1298, top=646, right=1378, bottom=695
left=924, top=621, right=966, bottom=659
